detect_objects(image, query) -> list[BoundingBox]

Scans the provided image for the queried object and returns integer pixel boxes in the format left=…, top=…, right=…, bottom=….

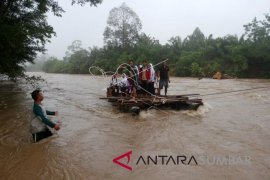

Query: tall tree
left=103, top=3, right=142, bottom=49
left=242, top=13, right=270, bottom=77
left=134, top=33, right=162, bottom=62
left=183, top=27, right=206, bottom=51
left=0, top=0, right=102, bottom=79
left=65, top=40, right=83, bottom=57
left=243, top=15, right=270, bottom=42
left=167, top=36, right=182, bottom=60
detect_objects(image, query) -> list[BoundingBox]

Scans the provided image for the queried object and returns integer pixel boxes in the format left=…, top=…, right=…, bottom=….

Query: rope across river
left=89, top=61, right=270, bottom=100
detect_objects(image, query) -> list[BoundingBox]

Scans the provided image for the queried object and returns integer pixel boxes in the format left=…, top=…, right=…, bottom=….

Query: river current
left=0, top=72, right=269, bottom=179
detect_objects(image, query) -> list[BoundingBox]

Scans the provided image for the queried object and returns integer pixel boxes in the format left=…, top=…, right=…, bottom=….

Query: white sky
left=44, top=0, right=270, bottom=58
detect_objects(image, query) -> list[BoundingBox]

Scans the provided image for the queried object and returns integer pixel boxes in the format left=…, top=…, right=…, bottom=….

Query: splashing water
left=181, top=101, right=213, bottom=117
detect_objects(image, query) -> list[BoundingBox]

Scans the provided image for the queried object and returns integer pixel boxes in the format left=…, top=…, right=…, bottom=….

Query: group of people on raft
left=29, top=60, right=169, bottom=143
left=28, top=60, right=169, bottom=143
left=108, top=59, right=170, bottom=98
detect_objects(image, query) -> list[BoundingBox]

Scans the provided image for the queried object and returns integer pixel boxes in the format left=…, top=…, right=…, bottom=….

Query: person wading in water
left=30, top=89, right=60, bottom=143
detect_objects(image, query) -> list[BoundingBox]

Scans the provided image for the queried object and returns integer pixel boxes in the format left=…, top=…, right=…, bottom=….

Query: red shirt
left=139, top=66, right=150, bottom=81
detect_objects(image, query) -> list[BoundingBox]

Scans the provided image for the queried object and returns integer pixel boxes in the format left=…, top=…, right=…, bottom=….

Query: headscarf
left=110, top=74, right=118, bottom=85
left=120, top=73, right=129, bottom=87
left=149, top=63, right=155, bottom=82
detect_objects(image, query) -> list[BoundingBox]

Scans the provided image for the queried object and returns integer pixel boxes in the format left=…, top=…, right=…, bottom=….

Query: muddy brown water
left=0, top=72, right=270, bottom=180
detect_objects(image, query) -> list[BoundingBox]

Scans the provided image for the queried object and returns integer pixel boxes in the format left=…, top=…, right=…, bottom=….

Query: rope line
left=89, top=59, right=169, bottom=98
left=89, top=61, right=270, bottom=110
left=198, top=86, right=270, bottom=97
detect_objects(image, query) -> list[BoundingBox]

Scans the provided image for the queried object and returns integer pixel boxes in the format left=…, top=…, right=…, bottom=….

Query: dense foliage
left=0, top=0, right=102, bottom=80
left=43, top=6, right=270, bottom=78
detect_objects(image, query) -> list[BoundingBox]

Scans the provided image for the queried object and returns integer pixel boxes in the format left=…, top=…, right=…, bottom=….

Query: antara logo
left=112, top=150, right=198, bottom=171
left=113, top=150, right=251, bottom=171
left=112, top=150, right=133, bottom=171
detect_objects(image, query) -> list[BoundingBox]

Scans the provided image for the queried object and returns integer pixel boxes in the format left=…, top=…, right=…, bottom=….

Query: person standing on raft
left=157, top=61, right=170, bottom=96
left=30, top=89, right=60, bottom=143
left=139, top=60, right=151, bottom=96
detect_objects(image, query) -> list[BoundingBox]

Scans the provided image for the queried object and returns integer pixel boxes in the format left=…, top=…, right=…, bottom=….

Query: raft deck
left=100, top=94, right=203, bottom=113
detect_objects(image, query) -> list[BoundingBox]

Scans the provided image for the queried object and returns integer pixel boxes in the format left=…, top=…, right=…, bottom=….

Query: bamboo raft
left=100, top=90, right=203, bottom=115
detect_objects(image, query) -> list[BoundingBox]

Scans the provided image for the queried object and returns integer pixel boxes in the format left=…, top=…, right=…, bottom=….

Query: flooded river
left=0, top=72, right=270, bottom=180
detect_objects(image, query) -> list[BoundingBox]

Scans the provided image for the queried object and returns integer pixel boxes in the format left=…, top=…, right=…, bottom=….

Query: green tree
left=165, top=36, right=183, bottom=65
left=242, top=13, right=270, bottom=77
left=42, top=11, right=270, bottom=79
left=65, top=40, right=83, bottom=57
left=168, top=36, right=182, bottom=56
left=183, top=27, right=206, bottom=51
left=0, top=0, right=102, bottom=79
left=103, top=3, right=142, bottom=49
left=191, top=62, right=203, bottom=77
left=133, top=33, right=162, bottom=63
left=174, top=51, right=201, bottom=76
left=68, top=49, right=90, bottom=73
left=43, top=57, right=62, bottom=73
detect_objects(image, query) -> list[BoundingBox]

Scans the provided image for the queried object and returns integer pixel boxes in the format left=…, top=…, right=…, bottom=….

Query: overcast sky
left=44, top=0, right=270, bottom=58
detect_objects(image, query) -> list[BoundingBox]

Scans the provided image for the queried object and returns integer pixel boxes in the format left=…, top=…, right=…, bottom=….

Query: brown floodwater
left=0, top=72, right=270, bottom=180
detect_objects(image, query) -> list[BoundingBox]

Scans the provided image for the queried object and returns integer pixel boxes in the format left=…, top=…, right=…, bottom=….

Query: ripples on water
left=0, top=73, right=270, bottom=179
